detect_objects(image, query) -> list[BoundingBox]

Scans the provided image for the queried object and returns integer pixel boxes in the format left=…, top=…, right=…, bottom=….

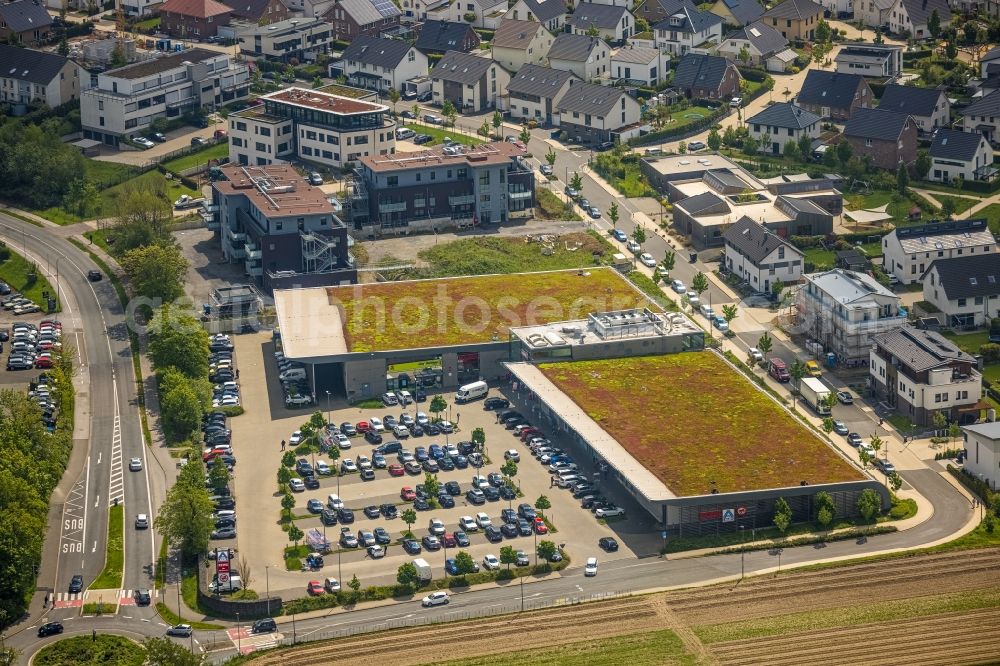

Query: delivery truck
left=413, top=558, right=432, bottom=584
left=800, top=377, right=832, bottom=416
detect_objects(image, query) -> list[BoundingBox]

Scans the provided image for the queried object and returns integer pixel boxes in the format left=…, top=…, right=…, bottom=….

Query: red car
left=400, top=486, right=416, bottom=501
left=533, top=517, right=548, bottom=534
left=442, top=532, right=457, bottom=548
left=40, top=320, right=62, bottom=328
left=355, top=421, right=371, bottom=433
left=388, top=463, right=405, bottom=477
left=34, top=357, right=53, bottom=369
left=307, top=580, right=324, bottom=596
left=520, top=428, right=543, bottom=442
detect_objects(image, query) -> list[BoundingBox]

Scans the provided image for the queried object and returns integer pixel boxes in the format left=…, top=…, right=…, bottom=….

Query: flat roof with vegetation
left=537, top=352, right=863, bottom=497
left=274, top=268, right=653, bottom=357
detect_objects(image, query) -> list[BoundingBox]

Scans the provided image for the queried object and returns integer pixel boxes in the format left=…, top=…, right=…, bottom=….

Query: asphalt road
left=0, top=214, right=159, bottom=628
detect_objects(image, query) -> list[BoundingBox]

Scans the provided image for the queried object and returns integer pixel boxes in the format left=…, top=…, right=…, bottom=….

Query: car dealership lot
left=226, top=333, right=634, bottom=599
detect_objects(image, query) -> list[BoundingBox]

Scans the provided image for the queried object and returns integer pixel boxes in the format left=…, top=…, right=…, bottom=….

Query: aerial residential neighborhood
left=2, top=0, right=1000, bottom=662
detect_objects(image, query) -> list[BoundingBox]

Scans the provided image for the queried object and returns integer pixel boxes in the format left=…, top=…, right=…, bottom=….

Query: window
left=865, top=138, right=873, bottom=147
left=354, top=135, right=368, bottom=145
left=778, top=246, right=784, bottom=259
left=260, top=127, right=271, bottom=137
left=481, top=194, right=490, bottom=202
left=958, top=298, right=967, bottom=307
left=302, top=146, right=312, bottom=155
left=416, top=172, right=421, bottom=181
left=232, top=137, right=243, bottom=147
left=322, top=150, right=333, bottom=159
left=387, top=176, right=398, bottom=186
left=408, top=50, right=415, bottom=62
left=306, top=131, right=317, bottom=140
left=98, top=100, right=104, bottom=110
left=236, top=121, right=247, bottom=131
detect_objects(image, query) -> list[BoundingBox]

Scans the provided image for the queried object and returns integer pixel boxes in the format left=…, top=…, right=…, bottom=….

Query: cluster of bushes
left=934, top=448, right=963, bottom=460
left=947, top=466, right=999, bottom=531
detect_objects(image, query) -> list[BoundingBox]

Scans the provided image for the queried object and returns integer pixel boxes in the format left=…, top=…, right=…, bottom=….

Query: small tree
left=721, top=304, right=738, bottom=329
left=789, top=359, right=807, bottom=389
left=870, top=434, right=883, bottom=460
left=857, top=488, right=881, bottom=522
left=948, top=421, right=962, bottom=447
left=499, top=545, right=518, bottom=569
left=501, top=459, right=518, bottom=485
left=678, top=141, right=687, bottom=154
left=441, top=100, right=457, bottom=126
left=797, top=134, right=812, bottom=162
left=282, top=450, right=297, bottom=467
left=889, top=472, right=902, bottom=493
left=423, top=472, right=440, bottom=499
left=401, top=508, right=417, bottom=536
left=737, top=45, right=750, bottom=64
left=914, top=150, right=931, bottom=180
left=814, top=491, right=836, bottom=528
left=585, top=24, right=600, bottom=37
left=430, top=395, right=448, bottom=420
left=545, top=147, right=557, bottom=167
left=478, top=120, right=491, bottom=139
left=946, top=40, right=957, bottom=59
left=783, top=140, right=801, bottom=161
left=632, top=225, right=647, bottom=246
left=757, top=331, right=773, bottom=361
left=412, top=102, right=419, bottom=118
left=771, top=278, right=785, bottom=302
left=822, top=418, right=835, bottom=434
left=454, top=550, right=477, bottom=574
left=348, top=574, right=361, bottom=601
left=836, top=139, right=853, bottom=166
left=493, top=109, right=503, bottom=134
left=277, top=466, right=292, bottom=490
left=607, top=201, right=620, bottom=228
left=280, top=492, right=296, bottom=520
left=690, top=271, right=709, bottom=297
left=941, top=198, right=956, bottom=219
left=896, top=163, right=909, bottom=194
left=519, top=125, right=531, bottom=146
left=536, top=540, right=557, bottom=561
left=773, top=496, right=792, bottom=533
left=859, top=447, right=872, bottom=468
left=931, top=410, right=947, bottom=431
left=928, top=8, right=941, bottom=38
left=388, top=88, right=401, bottom=108
left=815, top=19, right=832, bottom=42
left=287, top=524, right=304, bottom=547
left=396, top=562, right=419, bottom=589
left=534, top=494, right=551, bottom=516
left=570, top=172, right=583, bottom=191
left=471, top=426, right=486, bottom=452
left=707, top=128, right=722, bottom=151
left=662, top=251, right=676, bottom=273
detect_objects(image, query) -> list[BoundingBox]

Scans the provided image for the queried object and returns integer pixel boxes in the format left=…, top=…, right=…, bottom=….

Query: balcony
left=230, top=246, right=247, bottom=259
left=247, top=263, right=263, bottom=277
left=449, top=194, right=475, bottom=206
left=247, top=248, right=262, bottom=260
left=508, top=189, right=532, bottom=200
left=379, top=201, right=408, bottom=213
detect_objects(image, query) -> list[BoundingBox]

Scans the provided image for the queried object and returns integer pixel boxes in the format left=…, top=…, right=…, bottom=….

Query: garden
left=416, top=232, right=616, bottom=277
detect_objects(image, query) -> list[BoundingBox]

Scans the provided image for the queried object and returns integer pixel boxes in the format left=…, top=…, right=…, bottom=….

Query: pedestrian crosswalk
left=51, top=588, right=159, bottom=609
left=118, top=588, right=159, bottom=606
left=52, top=592, right=83, bottom=608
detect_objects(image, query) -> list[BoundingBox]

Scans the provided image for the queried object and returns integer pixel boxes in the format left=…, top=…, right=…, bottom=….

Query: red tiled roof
left=161, top=0, right=232, bottom=18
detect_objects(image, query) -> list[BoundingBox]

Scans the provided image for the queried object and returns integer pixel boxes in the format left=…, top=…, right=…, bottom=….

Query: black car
left=340, top=422, right=358, bottom=436
left=500, top=522, right=518, bottom=538
left=365, top=430, right=383, bottom=445
left=499, top=409, right=523, bottom=421
left=414, top=389, right=427, bottom=402
left=453, top=455, right=468, bottom=469
left=517, top=518, right=532, bottom=536
left=484, top=525, right=504, bottom=542
left=437, top=493, right=455, bottom=508
left=252, top=618, right=277, bottom=634
left=38, top=621, right=63, bottom=637
left=402, top=538, right=421, bottom=554
left=482, top=486, right=500, bottom=502
left=518, top=503, right=536, bottom=520
left=499, top=485, right=516, bottom=500
left=215, top=497, right=236, bottom=511
left=86, top=270, right=103, bottom=282
left=68, top=574, right=84, bottom=593
left=483, top=397, right=510, bottom=411
left=573, top=485, right=596, bottom=499
left=413, top=134, right=433, bottom=145
left=321, top=509, right=338, bottom=525
left=581, top=496, right=607, bottom=510
left=599, top=537, right=619, bottom=552
left=380, top=503, right=398, bottom=519
left=134, top=589, right=151, bottom=605
left=363, top=505, right=381, bottom=519
left=215, top=518, right=236, bottom=530
left=504, top=417, right=526, bottom=430
left=304, top=477, right=320, bottom=490
left=400, top=110, right=417, bottom=119
left=337, top=507, right=355, bottom=523
left=425, top=423, right=441, bottom=436
left=439, top=456, right=455, bottom=471
left=488, top=472, right=504, bottom=487
left=457, top=441, right=477, bottom=455
left=413, top=497, right=431, bottom=511
left=501, top=508, right=518, bottom=524
left=445, top=481, right=461, bottom=496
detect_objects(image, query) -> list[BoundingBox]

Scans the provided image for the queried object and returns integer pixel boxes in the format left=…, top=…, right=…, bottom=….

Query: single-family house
left=981, top=45, right=1000, bottom=79
left=491, top=19, right=553, bottom=73
left=337, top=36, right=428, bottom=92
left=611, top=45, right=669, bottom=85
left=505, top=0, right=567, bottom=33
left=399, top=0, right=447, bottom=22
left=652, top=0, right=723, bottom=55
left=961, top=89, right=1000, bottom=145
left=507, top=63, right=579, bottom=124
left=547, top=33, right=610, bottom=80
left=716, top=21, right=793, bottom=73
left=843, top=107, right=917, bottom=170
left=567, top=2, right=634, bottom=43
left=324, top=0, right=401, bottom=42
left=450, top=0, right=508, bottom=29
left=877, top=84, right=949, bottom=133
left=928, top=129, right=996, bottom=183
left=882, top=218, right=995, bottom=285
left=159, top=0, right=232, bottom=37
left=590, top=0, right=636, bottom=9
left=760, top=0, right=822, bottom=41
left=709, top=0, right=764, bottom=26
left=430, top=50, right=509, bottom=112
left=672, top=52, right=741, bottom=101
left=796, top=69, right=872, bottom=120
left=554, top=81, right=642, bottom=145
left=834, top=44, right=903, bottom=78
left=923, top=254, right=1000, bottom=328
left=870, top=327, right=983, bottom=427
left=963, top=423, right=1000, bottom=491
left=885, top=0, right=950, bottom=39
left=745, top=102, right=821, bottom=155
left=0, top=45, right=85, bottom=108
left=0, top=0, right=52, bottom=46
left=415, top=20, right=481, bottom=55
left=722, top=216, right=804, bottom=292
left=856, top=0, right=894, bottom=32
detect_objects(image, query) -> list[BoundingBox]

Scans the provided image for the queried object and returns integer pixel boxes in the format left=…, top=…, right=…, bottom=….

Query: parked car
left=639, top=253, right=657, bottom=268
left=837, top=390, right=854, bottom=404
left=687, top=140, right=706, bottom=151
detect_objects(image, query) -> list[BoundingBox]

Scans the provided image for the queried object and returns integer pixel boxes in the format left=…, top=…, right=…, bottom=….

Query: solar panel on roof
left=371, top=0, right=397, bottom=17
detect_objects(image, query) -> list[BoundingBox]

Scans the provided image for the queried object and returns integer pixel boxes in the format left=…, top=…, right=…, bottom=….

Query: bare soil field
left=247, top=549, right=1000, bottom=666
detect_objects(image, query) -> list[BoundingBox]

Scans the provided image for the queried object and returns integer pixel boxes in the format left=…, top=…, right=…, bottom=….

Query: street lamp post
left=265, top=565, right=271, bottom=616
left=338, top=548, right=343, bottom=584
left=520, top=572, right=524, bottom=612
left=235, top=612, right=242, bottom=653
left=326, top=390, right=331, bottom=425
left=739, top=525, right=745, bottom=580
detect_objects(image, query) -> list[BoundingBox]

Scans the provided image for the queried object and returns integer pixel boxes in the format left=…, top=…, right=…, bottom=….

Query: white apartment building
left=881, top=218, right=996, bottom=286
left=237, top=17, right=335, bottom=62
left=81, top=48, right=249, bottom=147
left=963, top=422, right=1000, bottom=491
left=228, top=86, right=396, bottom=168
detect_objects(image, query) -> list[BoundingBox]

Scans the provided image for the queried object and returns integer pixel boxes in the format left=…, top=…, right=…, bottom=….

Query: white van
left=699, top=303, right=715, bottom=319
left=455, top=380, right=488, bottom=404
left=209, top=575, right=243, bottom=593
left=396, top=127, right=416, bottom=140
left=279, top=367, right=306, bottom=382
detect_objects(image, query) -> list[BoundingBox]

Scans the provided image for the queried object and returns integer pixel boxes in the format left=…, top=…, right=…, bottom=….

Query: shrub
left=979, top=343, right=1000, bottom=364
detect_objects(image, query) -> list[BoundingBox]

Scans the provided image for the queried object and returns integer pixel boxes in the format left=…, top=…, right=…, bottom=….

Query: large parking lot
left=224, top=332, right=640, bottom=599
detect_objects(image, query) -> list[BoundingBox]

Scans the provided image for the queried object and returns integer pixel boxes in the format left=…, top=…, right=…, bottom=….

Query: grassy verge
left=535, top=187, right=582, bottom=221
left=0, top=244, right=59, bottom=310
left=162, top=142, right=229, bottom=173
left=430, top=629, right=697, bottom=666
left=91, top=503, right=124, bottom=589
left=351, top=398, right=383, bottom=408
left=398, top=121, right=481, bottom=147
left=694, top=586, right=1000, bottom=644
left=81, top=601, right=114, bottom=615
left=36, top=169, right=199, bottom=225
left=626, top=271, right=679, bottom=312
left=0, top=209, right=44, bottom=227
left=34, top=634, right=145, bottom=666
left=155, top=602, right=225, bottom=630
left=180, top=559, right=221, bottom=618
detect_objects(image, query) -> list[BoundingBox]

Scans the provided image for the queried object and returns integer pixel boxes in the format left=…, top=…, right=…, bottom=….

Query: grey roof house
left=710, top=0, right=764, bottom=26
left=566, top=2, right=634, bottom=42
left=717, top=21, right=792, bottom=71
left=843, top=107, right=918, bottom=170
left=0, top=44, right=84, bottom=107
left=430, top=50, right=509, bottom=112
left=672, top=52, right=741, bottom=100
left=928, top=128, right=996, bottom=183
left=923, top=254, right=1000, bottom=328
left=877, top=84, right=949, bottom=133
left=554, top=80, right=643, bottom=144
left=416, top=19, right=481, bottom=54
left=651, top=0, right=723, bottom=55
left=336, top=36, right=428, bottom=92
left=796, top=69, right=872, bottom=120
left=961, top=89, right=1000, bottom=143
left=547, top=33, right=609, bottom=80
left=507, top=63, right=578, bottom=123
left=0, top=0, right=53, bottom=46
left=504, top=0, right=568, bottom=32
left=722, top=216, right=804, bottom=291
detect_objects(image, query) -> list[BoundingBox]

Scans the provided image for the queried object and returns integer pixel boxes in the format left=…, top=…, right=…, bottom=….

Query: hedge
left=948, top=464, right=997, bottom=508
left=903, top=49, right=933, bottom=62
left=628, top=106, right=727, bottom=146
left=736, top=67, right=769, bottom=82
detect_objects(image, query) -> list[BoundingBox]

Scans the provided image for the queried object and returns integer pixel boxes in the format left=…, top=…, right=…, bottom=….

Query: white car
left=504, top=449, right=520, bottom=462
left=585, top=557, right=598, bottom=576
left=341, top=459, right=358, bottom=473
left=422, top=591, right=450, bottom=607
left=429, top=518, right=445, bottom=536
left=416, top=412, right=430, bottom=426
left=595, top=506, right=626, bottom=518
left=367, top=545, right=385, bottom=559
left=730, top=96, right=743, bottom=108
left=356, top=455, right=372, bottom=470
left=748, top=347, right=763, bottom=364
left=475, top=512, right=492, bottom=528
left=213, top=396, right=240, bottom=407
left=285, top=394, right=313, bottom=407
left=335, top=433, right=351, bottom=449
left=129, top=457, right=142, bottom=472
left=459, top=515, right=478, bottom=532
left=134, top=136, right=155, bottom=148
left=315, top=461, right=332, bottom=475
left=671, top=279, right=687, bottom=294
left=289, top=478, right=305, bottom=492
left=639, top=253, right=657, bottom=268
left=393, top=424, right=410, bottom=438
left=626, top=240, right=641, bottom=254
left=327, top=494, right=343, bottom=510
left=482, top=554, right=500, bottom=571
left=289, top=431, right=303, bottom=446
left=369, top=417, right=385, bottom=432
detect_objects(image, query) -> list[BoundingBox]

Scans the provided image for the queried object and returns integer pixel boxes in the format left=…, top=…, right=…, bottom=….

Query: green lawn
left=35, top=635, right=145, bottom=666
left=941, top=330, right=990, bottom=354
left=0, top=246, right=59, bottom=309
left=977, top=203, right=1000, bottom=236
left=803, top=247, right=836, bottom=270
left=399, top=121, right=482, bottom=147
left=36, top=169, right=200, bottom=225
left=536, top=187, right=582, bottom=221
left=429, top=629, right=698, bottom=666
left=592, top=152, right=656, bottom=197
left=934, top=193, right=977, bottom=215
left=162, top=141, right=229, bottom=173
left=91, top=503, right=124, bottom=589
left=416, top=232, right=615, bottom=277
left=983, top=364, right=1000, bottom=384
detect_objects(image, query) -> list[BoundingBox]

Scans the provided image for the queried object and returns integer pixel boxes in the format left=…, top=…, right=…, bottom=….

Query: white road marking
left=92, top=541, right=96, bottom=553
left=96, top=452, right=101, bottom=465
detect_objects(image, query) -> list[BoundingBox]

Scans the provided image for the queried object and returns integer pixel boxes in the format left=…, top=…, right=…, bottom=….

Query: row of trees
left=771, top=487, right=886, bottom=534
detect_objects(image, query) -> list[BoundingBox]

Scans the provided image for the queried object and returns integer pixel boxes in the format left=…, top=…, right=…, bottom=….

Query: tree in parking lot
left=534, top=494, right=551, bottom=517
left=208, top=457, right=230, bottom=494
left=454, top=550, right=477, bottom=575
left=155, top=462, right=215, bottom=559
left=814, top=491, right=836, bottom=529
left=412, top=103, right=420, bottom=118
left=424, top=473, right=441, bottom=499
left=773, top=497, right=792, bottom=534
left=536, top=540, right=557, bottom=562
left=690, top=272, right=708, bottom=298
left=282, top=451, right=296, bottom=468
left=789, top=359, right=806, bottom=391
left=287, top=524, right=304, bottom=548
left=545, top=147, right=557, bottom=167
left=607, top=202, right=619, bottom=229
left=396, top=562, right=420, bottom=590
left=348, top=575, right=362, bottom=602
left=756, top=332, right=773, bottom=362
left=277, top=466, right=292, bottom=491
left=281, top=492, right=296, bottom=521
left=501, top=459, right=518, bottom=490
left=499, top=545, right=518, bottom=569
left=430, top=395, right=448, bottom=421
left=401, top=508, right=417, bottom=537
left=298, top=411, right=327, bottom=453
left=441, top=100, right=458, bottom=127
left=570, top=172, right=583, bottom=192
left=857, top=488, right=881, bottom=522
left=471, top=427, right=486, bottom=452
